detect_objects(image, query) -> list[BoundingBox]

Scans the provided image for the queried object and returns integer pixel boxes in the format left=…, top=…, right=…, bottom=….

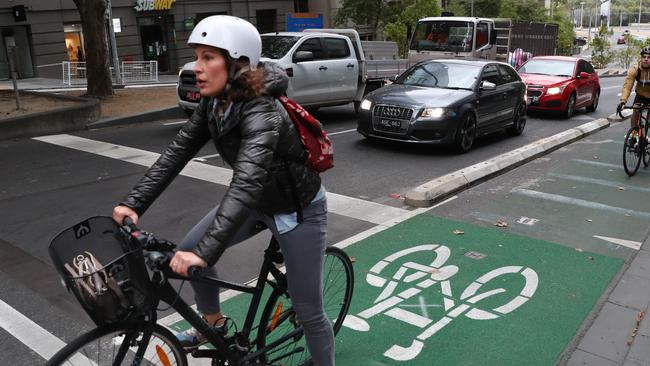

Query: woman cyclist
left=112, top=15, right=334, bottom=366
left=618, top=46, right=650, bottom=139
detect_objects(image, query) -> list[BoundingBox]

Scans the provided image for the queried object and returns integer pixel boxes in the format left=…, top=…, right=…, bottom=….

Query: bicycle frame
left=146, top=238, right=301, bottom=365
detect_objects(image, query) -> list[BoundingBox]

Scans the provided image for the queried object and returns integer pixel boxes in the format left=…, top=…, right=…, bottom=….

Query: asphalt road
left=0, top=75, right=628, bottom=364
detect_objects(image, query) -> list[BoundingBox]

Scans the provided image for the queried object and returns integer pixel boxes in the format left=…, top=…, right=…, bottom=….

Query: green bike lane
left=169, top=122, right=650, bottom=365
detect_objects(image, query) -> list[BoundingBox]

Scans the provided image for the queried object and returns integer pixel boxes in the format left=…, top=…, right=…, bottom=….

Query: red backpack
left=278, top=96, right=334, bottom=173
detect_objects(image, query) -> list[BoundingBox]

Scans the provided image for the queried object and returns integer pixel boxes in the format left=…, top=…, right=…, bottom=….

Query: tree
left=334, top=0, right=409, bottom=39
left=385, top=0, right=441, bottom=57
left=614, top=34, right=643, bottom=69
left=591, top=24, right=614, bottom=68
left=500, top=0, right=547, bottom=22
left=73, top=0, right=113, bottom=98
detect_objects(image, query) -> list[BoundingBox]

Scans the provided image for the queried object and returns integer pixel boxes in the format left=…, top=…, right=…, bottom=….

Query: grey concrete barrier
left=86, top=106, right=186, bottom=130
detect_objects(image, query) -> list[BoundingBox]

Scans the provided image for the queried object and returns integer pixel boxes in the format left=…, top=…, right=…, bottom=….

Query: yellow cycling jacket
left=621, top=61, right=650, bottom=103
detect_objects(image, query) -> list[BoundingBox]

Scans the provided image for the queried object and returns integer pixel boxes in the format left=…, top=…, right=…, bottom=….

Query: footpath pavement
left=4, top=75, right=650, bottom=365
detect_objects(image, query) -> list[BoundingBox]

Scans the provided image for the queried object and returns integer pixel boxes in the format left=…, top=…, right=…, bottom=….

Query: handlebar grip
left=188, top=266, right=203, bottom=278
left=123, top=216, right=134, bottom=226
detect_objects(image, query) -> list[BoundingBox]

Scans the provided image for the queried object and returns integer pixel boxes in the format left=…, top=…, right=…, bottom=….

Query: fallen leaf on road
left=453, top=229, right=465, bottom=235
left=593, top=155, right=598, bottom=159
left=628, top=311, right=646, bottom=345
left=618, top=186, right=626, bottom=190
left=349, top=256, right=356, bottom=263
left=495, top=220, right=508, bottom=227
left=575, top=248, right=584, bottom=252
left=587, top=256, right=594, bottom=260
left=586, top=219, right=593, bottom=222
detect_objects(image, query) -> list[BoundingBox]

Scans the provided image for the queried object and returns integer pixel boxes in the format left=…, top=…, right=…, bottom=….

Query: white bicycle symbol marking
left=342, top=244, right=539, bottom=361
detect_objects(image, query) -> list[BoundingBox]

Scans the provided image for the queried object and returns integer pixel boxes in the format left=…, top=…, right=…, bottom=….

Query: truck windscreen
left=261, top=36, right=300, bottom=59
left=409, top=21, right=474, bottom=53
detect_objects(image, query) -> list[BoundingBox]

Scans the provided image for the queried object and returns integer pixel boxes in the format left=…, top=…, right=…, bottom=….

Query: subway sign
left=134, top=0, right=176, bottom=12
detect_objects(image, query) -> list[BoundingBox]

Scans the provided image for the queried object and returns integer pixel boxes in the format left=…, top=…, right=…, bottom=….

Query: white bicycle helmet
left=188, top=15, right=261, bottom=69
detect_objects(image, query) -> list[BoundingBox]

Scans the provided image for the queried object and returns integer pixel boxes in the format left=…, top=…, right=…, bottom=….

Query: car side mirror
left=577, top=71, right=590, bottom=79
left=480, top=80, right=496, bottom=91
left=388, top=74, right=399, bottom=82
left=293, top=51, right=314, bottom=63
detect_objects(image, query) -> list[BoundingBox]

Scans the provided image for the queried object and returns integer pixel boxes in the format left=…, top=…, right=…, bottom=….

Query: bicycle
left=46, top=216, right=354, bottom=366
left=619, top=104, right=650, bottom=176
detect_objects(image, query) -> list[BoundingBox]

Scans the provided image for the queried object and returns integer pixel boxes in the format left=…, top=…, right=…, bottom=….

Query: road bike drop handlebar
left=618, top=104, right=650, bottom=119
left=120, top=216, right=205, bottom=278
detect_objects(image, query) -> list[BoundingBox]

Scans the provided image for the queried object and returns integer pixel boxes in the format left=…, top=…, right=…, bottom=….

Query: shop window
left=64, top=24, right=84, bottom=62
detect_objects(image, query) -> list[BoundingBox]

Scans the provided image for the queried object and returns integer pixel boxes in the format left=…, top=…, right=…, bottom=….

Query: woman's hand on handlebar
left=113, top=205, right=139, bottom=226
left=170, top=251, right=208, bottom=277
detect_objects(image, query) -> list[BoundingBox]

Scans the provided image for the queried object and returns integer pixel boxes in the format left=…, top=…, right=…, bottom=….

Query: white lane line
left=572, top=159, right=625, bottom=169
left=193, top=153, right=220, bottom=162
left=511, top=188, right=650, bottom=219
left=33, top=134, right=408, bottom=225
left=328, top=128, right=357, bottom=136
left=602, top=86, right=622, bottom=90
left=0, top=299, right=65, bottom=361
left=593, top=235, right=642, bottom=250
left=163, top=120, right=187, bottom=126
left=548, top=173, right=650, bottom=193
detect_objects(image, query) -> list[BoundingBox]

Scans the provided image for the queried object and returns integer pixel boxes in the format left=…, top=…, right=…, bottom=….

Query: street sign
left=287, top=13, right=323, bottom=32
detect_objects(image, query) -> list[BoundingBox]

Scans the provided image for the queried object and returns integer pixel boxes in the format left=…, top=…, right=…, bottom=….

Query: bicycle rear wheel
left=46, top=322, right=187, bottom=366
left=624, top=127, right=642, bottom=176
left=256, top=246, right=354, bottom=366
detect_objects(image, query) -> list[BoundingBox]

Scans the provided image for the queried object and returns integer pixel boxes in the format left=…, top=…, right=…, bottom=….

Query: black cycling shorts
left=633, top=94, right=650, bottom=106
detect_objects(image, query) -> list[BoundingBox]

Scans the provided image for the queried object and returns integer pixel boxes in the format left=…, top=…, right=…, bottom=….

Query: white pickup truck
left=177, top=29, right=411, bottom=115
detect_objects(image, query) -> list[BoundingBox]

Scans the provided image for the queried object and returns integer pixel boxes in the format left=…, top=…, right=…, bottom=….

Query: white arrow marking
left=593, top=235, right=642, bottom=250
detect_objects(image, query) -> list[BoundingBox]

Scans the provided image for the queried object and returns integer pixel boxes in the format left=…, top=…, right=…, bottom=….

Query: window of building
left=294, top=0, right=308, bottom=12
left=63, top=24, right=84, bottom=62
left=256, top=9, right=277, bottom=34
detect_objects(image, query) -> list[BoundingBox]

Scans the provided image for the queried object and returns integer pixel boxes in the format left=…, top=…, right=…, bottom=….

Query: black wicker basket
left=48, top=216, right=153, bottom=325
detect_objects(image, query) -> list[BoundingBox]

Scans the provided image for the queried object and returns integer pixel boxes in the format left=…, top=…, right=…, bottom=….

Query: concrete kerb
left=403, top=116, right=614, bottom=207
left=86, top=106, right=186, bottom=130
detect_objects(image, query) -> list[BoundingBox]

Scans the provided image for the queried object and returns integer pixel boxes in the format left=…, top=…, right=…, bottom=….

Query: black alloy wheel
left=507, top=103, right=526, bottom=136
left=455, top=113, right=476, bottom=153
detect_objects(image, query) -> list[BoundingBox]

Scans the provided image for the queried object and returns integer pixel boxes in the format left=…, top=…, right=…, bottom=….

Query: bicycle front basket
left=48, top=216, right=153, bottom=325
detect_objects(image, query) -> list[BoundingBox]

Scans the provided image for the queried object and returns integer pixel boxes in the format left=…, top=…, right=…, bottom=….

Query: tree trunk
left=73, top=0, right=113, bottom=98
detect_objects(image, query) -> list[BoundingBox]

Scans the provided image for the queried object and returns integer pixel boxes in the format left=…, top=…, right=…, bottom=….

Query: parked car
left=617, top=35, right=626, bottom=44
left=517, top=56, right=600, bottom=118
left=176, top=29, right=410, bottom=116
left=357, top=59, right=527, bottom=153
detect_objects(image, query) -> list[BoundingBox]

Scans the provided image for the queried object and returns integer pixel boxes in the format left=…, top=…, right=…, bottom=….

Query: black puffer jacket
left=120, top=62, right=321, bottom=265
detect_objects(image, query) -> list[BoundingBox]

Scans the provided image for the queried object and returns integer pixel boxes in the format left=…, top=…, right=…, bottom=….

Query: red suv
left=517, top=56, right=600, bottom=118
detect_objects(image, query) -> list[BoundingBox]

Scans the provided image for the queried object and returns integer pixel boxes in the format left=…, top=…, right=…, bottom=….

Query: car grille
left=527, top=89, right=543, bottom=98
left=371, top=105, right=414, bottom=134
left=180, top=70, right=196, bottom=86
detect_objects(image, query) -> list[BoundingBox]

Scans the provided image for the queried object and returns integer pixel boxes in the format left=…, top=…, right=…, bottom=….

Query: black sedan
left=357, top=59, right=527, bottom=153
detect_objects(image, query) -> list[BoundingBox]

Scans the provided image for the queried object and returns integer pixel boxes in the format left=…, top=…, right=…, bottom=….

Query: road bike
left=619, top=104, right=650, bottom=176
left=46, top=216, right=354, bottom=366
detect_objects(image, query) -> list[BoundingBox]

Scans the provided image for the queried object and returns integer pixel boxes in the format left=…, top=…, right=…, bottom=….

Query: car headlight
left=360, top=99, right=372, bottom=110
left=421, top=107, right=454, bottom=119
left=546, top=86, right=566, bottom=95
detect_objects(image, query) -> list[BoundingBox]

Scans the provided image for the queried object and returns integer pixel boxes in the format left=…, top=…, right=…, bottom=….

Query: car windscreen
left=261, top=36, right=300, bottom=59
left=518, top=60, right=575, bottom=77
left=409, top=21, right=474, bottom=53
left=396, top=62, right=479, bottom=89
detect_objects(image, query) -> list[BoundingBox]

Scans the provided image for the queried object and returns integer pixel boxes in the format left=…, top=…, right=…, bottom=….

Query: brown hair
left=228, top=67, right=265, bottom=103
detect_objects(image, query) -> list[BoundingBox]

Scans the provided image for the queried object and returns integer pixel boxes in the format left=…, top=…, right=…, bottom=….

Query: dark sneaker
left=177, top=319, right=228, bottom=350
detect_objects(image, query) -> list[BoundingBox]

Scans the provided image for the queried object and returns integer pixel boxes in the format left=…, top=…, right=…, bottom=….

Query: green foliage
left=551, top=14, right=575, bottom=56
left=614, top=34, right=643, bottom=69
left=385, top=0, right=441, bottom=57
left=591, top=24, right=614, bottom=68
left=334, top=0, right=409, bottom=37
left=500, top=0, right=547, bottom=22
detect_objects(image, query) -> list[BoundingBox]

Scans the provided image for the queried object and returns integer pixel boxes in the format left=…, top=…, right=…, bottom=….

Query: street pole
left=640, top=0, right=642, bottom=25
left=580, top=2, right=585, bottom=28
left=7, top=43, right=21, bottom=110
left=106, top=0, right=122, bottom=85
left=470, top=0, right=474, bottom=17
left=607, top=0, right=611, bottom=28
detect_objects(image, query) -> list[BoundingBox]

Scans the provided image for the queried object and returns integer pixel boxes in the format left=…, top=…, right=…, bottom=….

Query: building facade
left=0, top=0, right=315, bottom=80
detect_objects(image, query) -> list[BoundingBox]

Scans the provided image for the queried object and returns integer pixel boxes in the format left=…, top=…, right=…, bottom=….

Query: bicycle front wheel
left=256, top=246, right=354, bottom=366
left=46, top=322, right=187, bottom=366
left=624, top=127, right=642, bottom=176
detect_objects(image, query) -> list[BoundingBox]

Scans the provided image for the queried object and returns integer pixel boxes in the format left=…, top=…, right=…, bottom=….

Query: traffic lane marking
left=32, top=134, right=410, bottom=225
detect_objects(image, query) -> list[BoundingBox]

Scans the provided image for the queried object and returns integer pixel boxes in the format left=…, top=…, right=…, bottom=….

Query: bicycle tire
left=45, top=322, right=187, bottom=366
left=624, top=127, right=642, bottom=176
left=255, top=246, right=354, bottom=366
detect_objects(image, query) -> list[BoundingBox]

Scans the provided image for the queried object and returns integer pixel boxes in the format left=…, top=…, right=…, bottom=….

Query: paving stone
left=627, top=250, right=650, bottom=280
left=578, top=302, right=638, bottom=363
left=566, top=349, right=617, bottom=366
left=609, top=273, right=650, bottom=311
left=625, top=333, right=650, bottom=366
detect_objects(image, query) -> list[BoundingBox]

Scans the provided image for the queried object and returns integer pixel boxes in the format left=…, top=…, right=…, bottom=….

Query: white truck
left=407, top=16, right=558, bottom=63
left=177, top=29, right=411, bottom=115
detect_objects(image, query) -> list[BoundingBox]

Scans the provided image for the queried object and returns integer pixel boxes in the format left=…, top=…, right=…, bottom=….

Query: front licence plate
left=185, top=91, right=201, bottom=102
left=379, top=119, right=402, bottom=128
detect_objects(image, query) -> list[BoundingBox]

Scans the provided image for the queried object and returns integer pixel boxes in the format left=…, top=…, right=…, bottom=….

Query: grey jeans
left=178, top=197, right=334, bottom=366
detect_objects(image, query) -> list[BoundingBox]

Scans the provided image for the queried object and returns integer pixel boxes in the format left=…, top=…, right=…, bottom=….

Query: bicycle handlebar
left=618, top=104, right=650, bottom=118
